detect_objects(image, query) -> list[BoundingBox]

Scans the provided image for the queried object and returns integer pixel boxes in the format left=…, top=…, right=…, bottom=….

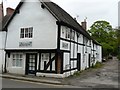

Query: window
left=62, top=42, right=68, bottom=49
left=41, top=53, right=49, bottom=61
left=62, top=27, right=70, bottom=39
left=12, top=54, right=23, bottom=67
left=62, top=28, right=65, bottom=35
left=67, top=29, right=70, bottom=39
left=20, top=27, right=33, bottom=38
left=20, top=28, right=24, bottom=38
left=71, top=30, right=75, bottom=40
left=62, top=26, right=70, bottom=39
left=62, top=27, right=66, bottom=38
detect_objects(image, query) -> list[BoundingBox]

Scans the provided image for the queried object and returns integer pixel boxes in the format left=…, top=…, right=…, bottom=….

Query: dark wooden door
left=26, top=53, right=37, bottom=75
left=88, top=54, right=91, bottom=68
left=77, top=53, right=81, bottom=71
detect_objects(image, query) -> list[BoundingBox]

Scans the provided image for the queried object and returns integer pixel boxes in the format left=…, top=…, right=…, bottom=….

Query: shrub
left=92, top=61, right=103, bottom=69
left=117, top=55, right=120, bottom=60
left=72, top=70, right=84, bottom=77
left=73, top=71, right=81, bottom=76
left=108, top=56, right=113, bottom=59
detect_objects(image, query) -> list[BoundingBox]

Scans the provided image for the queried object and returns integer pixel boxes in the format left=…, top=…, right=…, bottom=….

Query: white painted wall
left=6, top=52, right=26, bottom=75
left=97, top=45, right=102, bottom=62
left=6, top=1, right=58, bottom=50
left=0, top=31, right=6, bottom=73
left=63, top=53, right=70, bottom=70
left=78, top=34, right=83, bottom=44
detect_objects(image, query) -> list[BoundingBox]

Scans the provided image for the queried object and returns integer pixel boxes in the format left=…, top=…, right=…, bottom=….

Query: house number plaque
left=19, top=41, right=32, bottom=47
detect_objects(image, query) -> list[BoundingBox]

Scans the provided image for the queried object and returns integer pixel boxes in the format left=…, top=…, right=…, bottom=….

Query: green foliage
left=71, top=70, right=84, bottom=77
left=117, top=55, right=120, bottom=60
left=73, top=71, right=81, bottom=76
left=72, top=61, right=103, bottom=77
left=117, top=56, right=120, bottom=60
left=92, top=62, right=103, bottom=69
left=88, top=20, right=118, bottom=57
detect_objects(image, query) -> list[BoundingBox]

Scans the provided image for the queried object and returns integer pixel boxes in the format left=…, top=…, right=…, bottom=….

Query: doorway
left=26, top=53, right=37, bottom=75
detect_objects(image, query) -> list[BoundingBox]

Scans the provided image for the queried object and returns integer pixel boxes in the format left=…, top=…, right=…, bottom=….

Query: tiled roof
left=3, top=0, right=101, bottom=45
left=42, top=2, right=91, bottom=39
left=0, top=15, right=11, bottom=31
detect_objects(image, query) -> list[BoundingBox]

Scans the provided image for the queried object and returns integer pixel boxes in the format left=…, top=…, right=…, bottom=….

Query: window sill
left=12, top=67, right=23, bottom=68
left=20, top=38, right=33, bottom=39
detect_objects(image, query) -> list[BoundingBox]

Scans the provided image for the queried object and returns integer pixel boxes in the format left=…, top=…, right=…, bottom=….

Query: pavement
left=1, top=73, right=63, bottom=85
left=1, top=57, right=119, bottom=88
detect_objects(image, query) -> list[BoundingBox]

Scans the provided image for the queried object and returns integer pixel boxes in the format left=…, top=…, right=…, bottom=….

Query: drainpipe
left=4, top=29, right=8, bottom=73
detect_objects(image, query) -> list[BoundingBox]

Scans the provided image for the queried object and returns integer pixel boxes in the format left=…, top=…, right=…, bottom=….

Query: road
left=2, top=78, right=79, bottom=88
left=2, top=58, right=119, bottom=89
left=61, top=58, right=119, bottom=88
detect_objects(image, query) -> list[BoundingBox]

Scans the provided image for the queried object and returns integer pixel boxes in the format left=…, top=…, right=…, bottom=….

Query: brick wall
left=6, top=7, right=14, bottom=15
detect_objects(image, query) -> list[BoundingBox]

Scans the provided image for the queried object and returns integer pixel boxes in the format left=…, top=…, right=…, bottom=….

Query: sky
left=0, top=0, right=119, bottom=29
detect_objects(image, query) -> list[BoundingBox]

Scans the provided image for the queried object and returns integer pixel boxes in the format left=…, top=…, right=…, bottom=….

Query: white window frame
left=41, top=53, right=49, bottom=61
left=61, top=26, right=71, bottom=39
left=71, top=30, right=75, bottom=41
left=20, top=27, right=33, bottom=39
left=12, top=53, right=23, bottom=67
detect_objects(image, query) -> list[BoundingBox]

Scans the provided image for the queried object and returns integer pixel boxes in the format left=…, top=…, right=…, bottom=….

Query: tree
left=88, top=20, right=117, bottom=57
left=115, top=28, right=120, bottom=59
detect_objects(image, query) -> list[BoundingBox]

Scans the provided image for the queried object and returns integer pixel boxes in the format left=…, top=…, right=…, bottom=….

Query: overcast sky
left=1, top=0, right=119, bottom=29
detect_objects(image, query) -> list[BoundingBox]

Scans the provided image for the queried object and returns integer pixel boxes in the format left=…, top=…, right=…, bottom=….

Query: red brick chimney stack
left=6, top=7, right=14, bottom=15
left=81, top=18, right=87, bottom=30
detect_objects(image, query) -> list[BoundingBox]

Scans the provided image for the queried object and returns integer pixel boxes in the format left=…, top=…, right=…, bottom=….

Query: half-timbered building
left=3, top=0, right=102, bottom=78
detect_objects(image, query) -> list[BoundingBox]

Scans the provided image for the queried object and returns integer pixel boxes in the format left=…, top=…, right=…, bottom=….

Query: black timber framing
left=60, top=37, right=85, bottom=46
left=5, top=49, right=57, bottom=53
left=77, top=53, right=81, bottom=71
left=49, top=53, right=52, bottom=71
left=56, top=23, right=63, bottom=74
left=70, top=58, right=77, bottom=61
left=4, top=53, right=7, bottom=73
left=44, top=55, right=55, bottom=71
left=61, top=50, right=70, bottom=53
left=38, top=53, right=41, bottom=71
left=38, top=52, right=56, bottom=73
left=63, top=68, right=77, bottom=73
left=37, top=70, right=56, bottom=73
left=25, top=53, right=29, bottom=75
left=77, top=34, right=79, bottom=52
left=69, top=29, right=72, bottom=73
left=57, top=22, right=61, bottom=51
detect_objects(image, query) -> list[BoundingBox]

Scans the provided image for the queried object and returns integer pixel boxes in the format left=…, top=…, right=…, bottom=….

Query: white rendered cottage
left=0, top=26, right=6, bottom=73
left=3, top=0, right=102, bottom=78
left=0, top=4, right=14, bottom=72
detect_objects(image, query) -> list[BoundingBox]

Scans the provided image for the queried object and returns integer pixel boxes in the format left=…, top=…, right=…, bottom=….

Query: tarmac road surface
left=2, top=78, right=80, bottom=88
